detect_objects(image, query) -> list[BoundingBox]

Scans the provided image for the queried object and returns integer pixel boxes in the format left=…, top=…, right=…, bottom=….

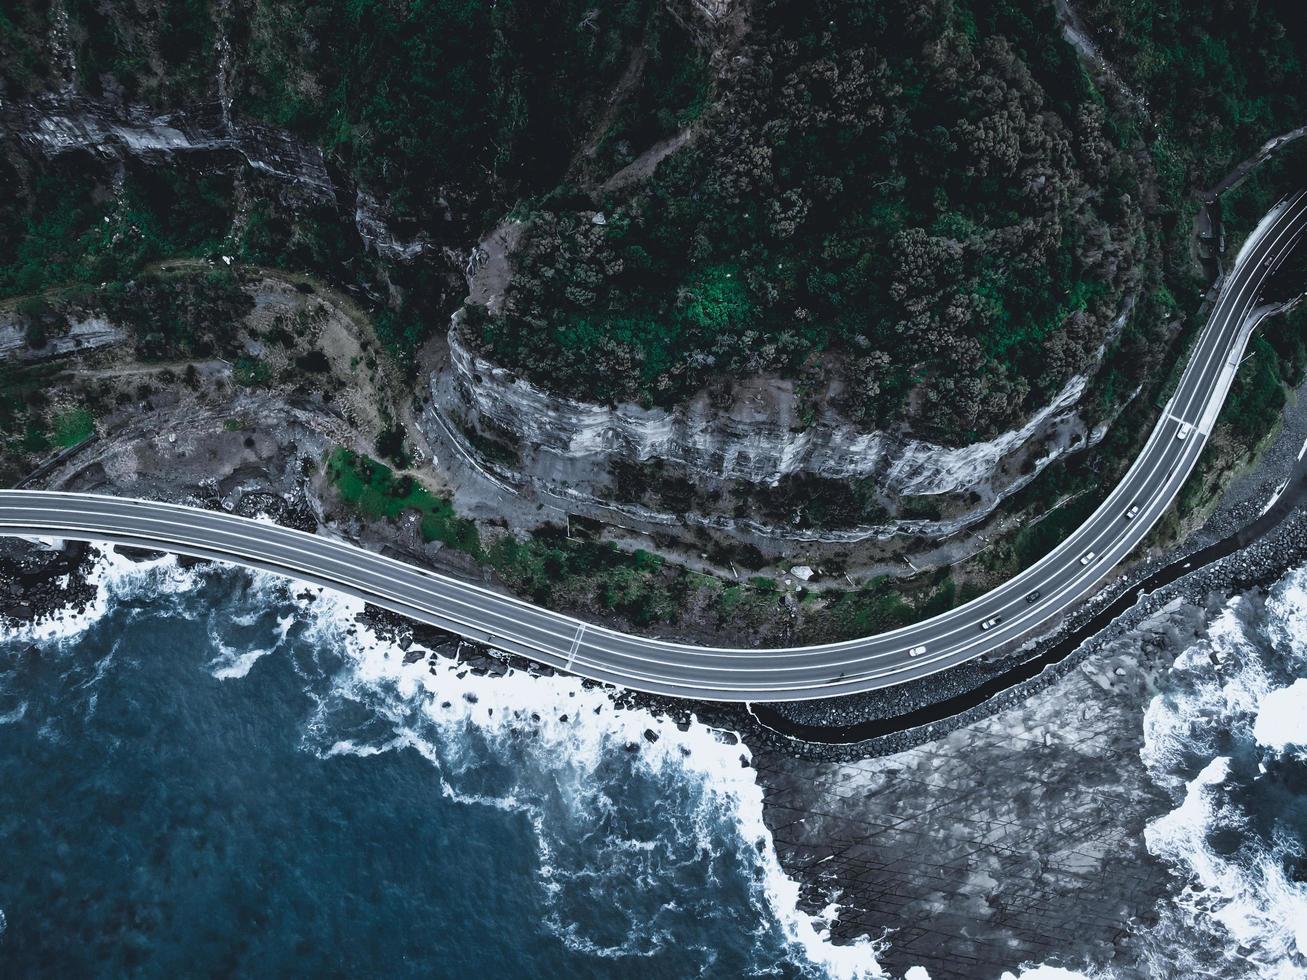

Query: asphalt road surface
left=1, top=192, right=1305, bottom=702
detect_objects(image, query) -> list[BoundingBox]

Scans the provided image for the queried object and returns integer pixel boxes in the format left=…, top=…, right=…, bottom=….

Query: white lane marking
left=1, top=203, right=1306, bottom=699
left=0, top=372, right=1256, bottom=680
left=565, top=624, right=587, bottom=670
left=8, top=197, right=1302, bottom=674
left=1170, top=192, right=1307, bottom=427
left=1297, top=436, right=1307, bottom=461
left=1260, top=479, right=1290, bottom=517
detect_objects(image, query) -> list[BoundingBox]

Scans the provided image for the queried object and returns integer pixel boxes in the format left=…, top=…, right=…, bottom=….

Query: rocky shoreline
left=739, top=360, right=1307, bottom=976
left=5, top=389, right=1307, bottom=979
left=2, top=490, right=1300, bottom=979
left=2, top=110, right=1304, bottom=980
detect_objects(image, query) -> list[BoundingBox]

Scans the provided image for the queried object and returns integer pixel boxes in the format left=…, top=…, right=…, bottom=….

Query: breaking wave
left=1, top=544, right=890, bottom=978
left=287, top=582, right=889, bottom=978
left=1138, top=568, right=1307, bottom=979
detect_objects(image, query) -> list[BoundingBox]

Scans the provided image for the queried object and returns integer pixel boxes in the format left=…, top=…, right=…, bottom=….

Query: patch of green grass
left=800, top=575, right=915, bottom=643
left=233, top=356, right=272, bottom=387
left=52, top=407, right=94, bottom=447
left=485, top=528, right=689, bottom=628
left=327, top=447, right=480, bottom=553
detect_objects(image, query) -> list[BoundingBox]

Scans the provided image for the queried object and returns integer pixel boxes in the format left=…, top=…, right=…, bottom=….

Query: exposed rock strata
left=6, top=97, right=336, bottom=200
left=435, top=302, right=1130, bottom=540
left=0, top=315, right=123, bottom=361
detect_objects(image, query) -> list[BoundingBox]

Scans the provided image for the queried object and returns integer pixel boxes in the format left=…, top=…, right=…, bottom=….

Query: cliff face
left=8, top=98, right=334, bottom=200
left=4, top=97, right=439, bottom=267
left=437, top=306, right=1127, bottom=529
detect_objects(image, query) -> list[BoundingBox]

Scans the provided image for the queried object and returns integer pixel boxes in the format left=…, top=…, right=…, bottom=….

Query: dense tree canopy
left=474, top=0, right=1148, bottom=442
left=1076, top=0, right=1307, bottom=192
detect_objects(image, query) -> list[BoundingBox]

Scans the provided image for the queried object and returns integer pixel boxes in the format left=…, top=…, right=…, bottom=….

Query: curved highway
left=1, top=192, right=1305, bottom=702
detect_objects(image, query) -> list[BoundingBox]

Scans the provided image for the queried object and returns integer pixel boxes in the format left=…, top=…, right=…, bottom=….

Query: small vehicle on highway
left=908, top=645, right=927, bottom=657
left=1025, top=589, right=1041, bottom=603
left=1124, top=504, right=1141, bottom=520
left=979, top=616, right=1002, bottom=631
left=1080, top=550, right=1096, bottom=565
left=1176, top=422, right=1191, bottom=441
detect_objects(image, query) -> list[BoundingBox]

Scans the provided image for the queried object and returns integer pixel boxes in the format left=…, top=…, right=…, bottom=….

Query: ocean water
left=0, top=547, right=884, bottom=979
left=4, top=544, right=1307, bottom=980
left=1137, top=568, right=1307, bottom=979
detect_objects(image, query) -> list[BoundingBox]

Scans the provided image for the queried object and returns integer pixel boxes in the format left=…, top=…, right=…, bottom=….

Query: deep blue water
left=12, top=548, right=1306, bottom=980
left=0, top=554, right=877, bottom=979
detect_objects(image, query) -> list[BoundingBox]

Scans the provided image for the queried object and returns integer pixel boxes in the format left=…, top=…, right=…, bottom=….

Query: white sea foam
left=7, top=546, right=894, bottom=978
left=206, top=613, right=295, bottom=680
left=998, top=966, right=1099, bottom=980
left=1138, top=568, right=1307, bottom=978
left=1253, top=678, right=1307, bottom=754
left=0, top=702, right=25, bottom=725
left=285, top=585, right=890, bottom=978
left=0, top=543, right=205, bottom=646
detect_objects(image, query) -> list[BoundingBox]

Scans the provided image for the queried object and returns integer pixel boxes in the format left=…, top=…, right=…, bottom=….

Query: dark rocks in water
left=0, top=538, right=97, bottom=629
left=463, top=692, right=478, bottom=704
left=643, top=728, right=659, bottom=743
left=1, top=600, right=33, bottom=620
left=116, top=545, right=169, bottom=563
left=623, top=742, right=640, bottom=753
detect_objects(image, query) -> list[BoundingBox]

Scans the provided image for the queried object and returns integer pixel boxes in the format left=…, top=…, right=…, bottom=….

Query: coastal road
left=1, top=193, right=1305, bottom=702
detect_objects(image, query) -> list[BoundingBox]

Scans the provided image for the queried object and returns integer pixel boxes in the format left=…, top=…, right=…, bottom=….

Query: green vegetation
left=487, top=533, right=684, bottom=628
left=100, top=269, right=254, bottom=361
left=1172, top=302, right=1307, bottom=522
left=1220, top=139, right=1307, bottom=253
left=801, top=577, right=915, bottom=643
left=327, top=448, right=480, bottom=553
left=477, top=0, right=1149, bottom=441
left=52, top=407, right=95, bottom=448
left=235, top=0, right=672, bottom=226
left=67, top=0, right=215, bottom=103
left=0, top=361, right=95, bottom=484
left=0, top=161, right=233, bottom=300
left=1076, top=0, right=1307, bottom=190
left=327, top=446, right=710, bottom=628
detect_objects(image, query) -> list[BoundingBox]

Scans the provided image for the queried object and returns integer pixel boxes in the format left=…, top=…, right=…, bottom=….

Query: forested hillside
left=1075, top=0, right=1307, bottom=192
left=1, top=0, right=1305, bottom=448
left=474, top=0, right=1150, bottom=442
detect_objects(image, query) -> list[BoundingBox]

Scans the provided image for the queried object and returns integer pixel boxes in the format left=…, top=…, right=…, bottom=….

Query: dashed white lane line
left=1297, top=436, right=1307, bottom=461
